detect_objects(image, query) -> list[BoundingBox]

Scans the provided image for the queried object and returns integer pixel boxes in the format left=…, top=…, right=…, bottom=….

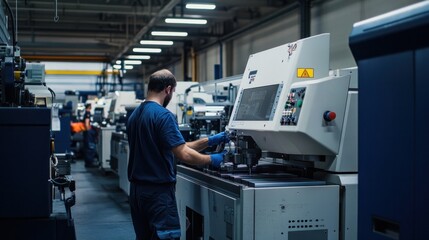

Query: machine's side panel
left=0, top=108, right=52, bottom=218
left=177, top=174, right=243, bottom=240
left=117, top=139, right=130, bottom=195
left=96, top=126, right=116, bottom=171
left=254, top=185, right=339, bottom=240
left=240, top=188, right=255, bottom=240
left=349, top=3, right=429, bottom=239
left=315, top=91, right=358, bottom=172
left=358, top=52, right=414, bottom=240
left=414, top=46, right=429, bottom=240
left=314, top=173, right=357, bottom=240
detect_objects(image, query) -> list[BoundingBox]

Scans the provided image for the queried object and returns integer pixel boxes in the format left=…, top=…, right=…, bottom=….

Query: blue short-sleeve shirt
left=127, top=101, right=185, bottom=184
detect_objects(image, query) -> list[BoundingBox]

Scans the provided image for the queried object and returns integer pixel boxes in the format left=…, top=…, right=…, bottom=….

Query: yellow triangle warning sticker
left=301, top=69, right=310, bottom=77
left=297, top=68, right=314, bottom=78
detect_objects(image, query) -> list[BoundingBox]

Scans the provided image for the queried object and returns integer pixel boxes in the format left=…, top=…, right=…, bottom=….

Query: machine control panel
left=281, top=87, right=306, bottom=126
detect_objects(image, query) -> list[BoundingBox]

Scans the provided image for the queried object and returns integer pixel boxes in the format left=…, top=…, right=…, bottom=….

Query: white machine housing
left=228, top=33, right=357, bottom=173
left=95, top=95, right=113, bottom=119
left=108, top=91, right=136, bottom=121
left=177, top=34, right=358, bottom=240
left=24, top=63, right=53, bottom=107
left=165, top=81, right=213, bottom=123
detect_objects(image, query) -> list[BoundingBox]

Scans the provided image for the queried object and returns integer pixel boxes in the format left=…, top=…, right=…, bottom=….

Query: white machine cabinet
left=177, top=166, right=340, bottom=240
left=96, top=126, right=116, bottom=171
left=117, top=139, right=130, bottom=195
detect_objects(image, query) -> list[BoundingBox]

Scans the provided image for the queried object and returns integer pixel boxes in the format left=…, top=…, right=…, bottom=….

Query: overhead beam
left=11, top=2, right=160, bottom=17
left=22, top=55, right=110, bottom=62
left=12, top=7, right=155, bottom=17
left=17, top=26, right=129, bottom=34
left=16, top=17, right=125, bottom=26
left=17, top=31, right=128, bottom=39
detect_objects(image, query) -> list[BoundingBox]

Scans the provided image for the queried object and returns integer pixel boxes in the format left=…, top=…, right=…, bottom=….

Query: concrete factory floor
left=71, top=160, right=135, bottom=240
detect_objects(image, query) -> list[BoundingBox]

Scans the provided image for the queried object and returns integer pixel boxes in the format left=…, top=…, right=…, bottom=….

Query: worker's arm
left=186, top=138, right=208, bottom=152
left=172, top=144, right=225, bottom=167
left=84, top=118, right=91, bottom=130
left=186, top=132, right=229, bottom=152
left=172, top=143, right=211, bottom=165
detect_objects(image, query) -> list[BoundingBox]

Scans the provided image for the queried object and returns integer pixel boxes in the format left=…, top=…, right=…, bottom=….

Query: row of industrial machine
left=1, top=1, right=428, bottom=239
left=86, top=76, right=240, bottom=195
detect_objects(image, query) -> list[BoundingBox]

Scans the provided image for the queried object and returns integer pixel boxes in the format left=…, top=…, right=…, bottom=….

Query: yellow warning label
left=297, top=68, right=314, bottom=78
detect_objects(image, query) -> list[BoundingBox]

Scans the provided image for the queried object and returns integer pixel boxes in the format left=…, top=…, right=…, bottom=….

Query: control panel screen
left=234, top=84, right=280, bottom=121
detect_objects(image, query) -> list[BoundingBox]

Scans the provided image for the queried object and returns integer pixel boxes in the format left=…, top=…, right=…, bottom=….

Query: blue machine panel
left=414, top=46, right=429, bottom=240
left=0, top=107, right=52, bottom=218
left=350, top=2, right=429, bottom=240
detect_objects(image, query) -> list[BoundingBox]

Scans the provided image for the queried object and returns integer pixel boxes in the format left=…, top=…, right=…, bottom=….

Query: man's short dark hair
left=148, top=69, right=177, bottom=93
left=85, top=103, right=91, bottom=109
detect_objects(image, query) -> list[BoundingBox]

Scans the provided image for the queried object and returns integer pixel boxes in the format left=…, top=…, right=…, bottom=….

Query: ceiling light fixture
left=165, top=18, right=207, bottom=24
left=151, top=31, right=188, bottom=37
left=117, top=60, right=142, bottom=65
left=113, top=65, right=133, bottom=70
left=132, top=48, right=162, bottom=53
left=127, top=55, right=151, bottom=60
left=140, top=40, right=174, bottom=45
left=185, top=3, right=216, bottom=10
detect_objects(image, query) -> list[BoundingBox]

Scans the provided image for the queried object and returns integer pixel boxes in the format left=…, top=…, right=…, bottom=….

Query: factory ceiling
left=8, top=0, right=302, bottom=74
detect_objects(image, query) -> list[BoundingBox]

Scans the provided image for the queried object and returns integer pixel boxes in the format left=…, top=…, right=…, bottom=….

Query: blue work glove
left=208, top=131, right=230, bottom=147
left=210, top=151, right=226, bottom=168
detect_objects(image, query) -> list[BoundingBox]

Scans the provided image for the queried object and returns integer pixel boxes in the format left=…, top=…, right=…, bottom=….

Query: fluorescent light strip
left=113, top=65, right=133, bottom=70
left=186, top=3, right=216, bottom=10
left=140, top=40, right=173, bottom=45
left=151, top=31, right=188, bottom=37
left=127, top=55, right=151, bottom=60
left=165, top=18, right=207, bottom=24
left=132, top=48, right=162, bottom=53
left=116, top=60, right=142, bottom=65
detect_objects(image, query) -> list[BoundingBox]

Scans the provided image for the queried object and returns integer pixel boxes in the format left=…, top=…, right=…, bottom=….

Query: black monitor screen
left=109, top=99, right=116, bottom=112
left=93, top=107, right=104, bottom=123
left=234, top=84, right=280, bottom=121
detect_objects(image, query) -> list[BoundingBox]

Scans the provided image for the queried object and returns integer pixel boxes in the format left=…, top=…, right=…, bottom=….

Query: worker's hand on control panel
left=208, top=131, right=230, bottom=147
left=210, top=151, right=227, bottom=168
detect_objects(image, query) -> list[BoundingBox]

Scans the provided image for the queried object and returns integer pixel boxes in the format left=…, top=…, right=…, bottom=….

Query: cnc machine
left=176, top=33, right=357, bottom=240
left=0, top=1, right=76, bottom=238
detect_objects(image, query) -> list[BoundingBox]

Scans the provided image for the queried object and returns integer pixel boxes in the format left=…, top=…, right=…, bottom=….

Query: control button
left=323, top=111, right=336, bottom=122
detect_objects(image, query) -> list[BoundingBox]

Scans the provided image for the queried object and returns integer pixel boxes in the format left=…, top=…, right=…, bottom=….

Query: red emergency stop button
left=323, top=111, right=336, bottom=122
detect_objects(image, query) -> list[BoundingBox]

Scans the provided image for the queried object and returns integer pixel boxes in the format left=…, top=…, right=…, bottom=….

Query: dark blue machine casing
left=350, top=2, right=429, bottom=240
left=53, top=108, right=72, bottom=153
left=0, top=107, right=52, bottom=218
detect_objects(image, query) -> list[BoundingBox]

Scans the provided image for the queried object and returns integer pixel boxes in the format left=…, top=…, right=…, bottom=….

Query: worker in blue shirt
left=127, top=69, right=228, bottom=240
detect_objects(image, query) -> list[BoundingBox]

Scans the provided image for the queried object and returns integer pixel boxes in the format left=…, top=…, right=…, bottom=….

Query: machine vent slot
left=372, top=216, right=400, bottom=239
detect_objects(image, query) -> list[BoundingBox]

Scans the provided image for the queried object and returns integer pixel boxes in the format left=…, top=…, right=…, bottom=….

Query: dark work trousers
left=83, top=129, right=97, bottom=164
left=129, top=182, right=181, bottom=240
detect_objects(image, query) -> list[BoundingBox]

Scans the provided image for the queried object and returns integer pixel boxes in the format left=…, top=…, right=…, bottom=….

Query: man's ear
left=165, top=85, right=172, bottom=94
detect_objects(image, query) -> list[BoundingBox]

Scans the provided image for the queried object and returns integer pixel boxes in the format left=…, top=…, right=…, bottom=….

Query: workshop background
left=0, top=0, right=427, bottom=240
